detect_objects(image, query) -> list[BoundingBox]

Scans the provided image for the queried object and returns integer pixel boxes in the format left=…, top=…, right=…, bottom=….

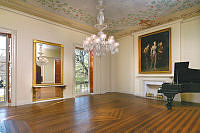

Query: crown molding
left=1, top=0, right=199, bottom=40
left=132, top=19, right=183, bottom=36
left=114, top=5, right=200, bottom=39
left=0, top=0, right=98, bottom=34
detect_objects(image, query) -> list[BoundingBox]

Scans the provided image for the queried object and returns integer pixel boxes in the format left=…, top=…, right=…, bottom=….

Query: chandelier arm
left=83, top=0, right=119, bottom=56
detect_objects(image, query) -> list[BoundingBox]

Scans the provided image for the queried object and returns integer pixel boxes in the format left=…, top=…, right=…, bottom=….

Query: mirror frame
left=33, top=40, right=64, bottom=86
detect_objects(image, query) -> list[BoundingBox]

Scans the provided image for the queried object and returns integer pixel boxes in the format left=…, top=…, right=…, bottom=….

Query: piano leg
left=163, top=93, right=177, bottom=110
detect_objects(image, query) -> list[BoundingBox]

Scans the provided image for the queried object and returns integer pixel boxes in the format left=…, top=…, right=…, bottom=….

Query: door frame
left=0, top=27, right=17, bottom=106
left=73, top=46, right=93, bottom=97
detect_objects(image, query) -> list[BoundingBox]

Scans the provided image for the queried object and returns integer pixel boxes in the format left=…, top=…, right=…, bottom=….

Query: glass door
left=74, top=48, right=90, bottom=96
left=0, top=33, right=11, bottom=105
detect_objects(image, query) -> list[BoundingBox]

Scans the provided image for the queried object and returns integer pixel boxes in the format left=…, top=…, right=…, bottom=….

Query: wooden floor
left=0, top=93, right=200, bottom=133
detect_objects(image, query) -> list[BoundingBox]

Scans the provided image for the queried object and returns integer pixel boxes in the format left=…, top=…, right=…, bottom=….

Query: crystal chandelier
left=83, top=0, right=119, bottom=56
left=37, top=44, right=49, bottom=66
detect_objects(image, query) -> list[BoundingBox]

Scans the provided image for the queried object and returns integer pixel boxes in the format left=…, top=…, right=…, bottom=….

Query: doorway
left=74, top=47, right=93, bottom=96
left=0, top=33, right=11, bottom=105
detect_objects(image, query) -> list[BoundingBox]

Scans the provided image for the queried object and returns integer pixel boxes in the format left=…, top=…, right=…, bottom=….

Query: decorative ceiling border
left=113, top=5, right=200, bottom=39
left=23, top=0, right=200, bottom=33
left=1, top=0, right=200, bottom=39
left=22, top=0, right=96, bottom=27
left=0, top=0, right=98, bottom=34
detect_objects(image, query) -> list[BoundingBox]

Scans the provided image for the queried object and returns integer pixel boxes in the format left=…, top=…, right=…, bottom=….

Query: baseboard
left=16, top=100, right=33, bottom=106
left=15, top=97, right=73, bottom=106
left=112, top=89, right=135, bottom=95
left=32, top=98, right=66, bottom=104
left=15, top=91, right=200, bottom=106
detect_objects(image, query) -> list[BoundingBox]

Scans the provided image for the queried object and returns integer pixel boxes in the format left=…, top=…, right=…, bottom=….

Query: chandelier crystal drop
left=83, top=0, right=119, bottom=56
left=37, top=44, right=49, bottom=66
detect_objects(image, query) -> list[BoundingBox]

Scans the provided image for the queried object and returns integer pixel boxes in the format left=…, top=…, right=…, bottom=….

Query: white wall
left=94, top=55, right=111, bottom=94
left=0, top=7, right=110, bottom=106
left=111, top=16, right=200, bottom=103
left=111, top=36, right=134, bottom=94
left=1, top=6, right=199, bottom=106
left=133, top=20, right=181, bottom=101
left=180, top=16, right=200, bottom=103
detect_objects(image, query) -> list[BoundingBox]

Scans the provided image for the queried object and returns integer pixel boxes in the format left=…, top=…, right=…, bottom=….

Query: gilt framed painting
left=138, top=28, right=171, bottom=74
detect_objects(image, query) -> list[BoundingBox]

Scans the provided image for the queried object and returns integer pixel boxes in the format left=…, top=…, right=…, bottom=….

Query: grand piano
left=158, top=62, right=200, bottom=109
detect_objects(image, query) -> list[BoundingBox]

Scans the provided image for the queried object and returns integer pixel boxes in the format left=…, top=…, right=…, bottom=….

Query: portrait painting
left=139, top=28, right=171, bottom=74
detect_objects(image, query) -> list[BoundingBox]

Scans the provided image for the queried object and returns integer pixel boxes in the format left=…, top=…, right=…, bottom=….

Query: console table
left=32, top=85, right=66, bottom=101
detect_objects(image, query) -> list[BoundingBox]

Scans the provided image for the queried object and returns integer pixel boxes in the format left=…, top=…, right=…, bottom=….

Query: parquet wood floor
left=0, top=92, right=200, bottom=133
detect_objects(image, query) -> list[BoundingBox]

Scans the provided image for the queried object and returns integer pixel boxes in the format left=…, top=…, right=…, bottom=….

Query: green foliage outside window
left=75, top=49, right=89, bottom=93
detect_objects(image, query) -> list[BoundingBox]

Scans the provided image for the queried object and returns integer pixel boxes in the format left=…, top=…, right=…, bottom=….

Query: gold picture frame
left=33, top=40, right=64, bottom=86
left=138, top=28, right=172, bottom=74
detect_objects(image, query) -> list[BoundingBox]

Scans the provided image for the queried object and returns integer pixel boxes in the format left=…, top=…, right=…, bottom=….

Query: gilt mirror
left=33, top=40, right=63, bottom=86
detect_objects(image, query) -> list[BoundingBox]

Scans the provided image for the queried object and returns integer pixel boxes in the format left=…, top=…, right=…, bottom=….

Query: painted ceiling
left=17, top=0, right=200, bottom=35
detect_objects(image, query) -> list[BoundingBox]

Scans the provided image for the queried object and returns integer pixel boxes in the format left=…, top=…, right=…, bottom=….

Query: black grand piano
left=158, top=62, right=200, bottom=109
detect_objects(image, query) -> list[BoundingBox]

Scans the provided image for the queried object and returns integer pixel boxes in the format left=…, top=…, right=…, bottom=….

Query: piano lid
left=174, top=62, right=189, bottom=84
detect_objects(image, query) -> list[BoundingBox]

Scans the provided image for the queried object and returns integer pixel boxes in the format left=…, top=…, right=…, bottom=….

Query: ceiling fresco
left=16, top=0, right=200, bottom=35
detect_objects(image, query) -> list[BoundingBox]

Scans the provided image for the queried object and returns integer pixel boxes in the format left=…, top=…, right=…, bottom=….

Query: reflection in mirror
left=33, top=40, right=63, bottom=85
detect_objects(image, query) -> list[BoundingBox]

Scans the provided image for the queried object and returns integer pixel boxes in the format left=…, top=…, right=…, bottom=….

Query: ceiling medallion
left=83, top=0, right=119, bottom=56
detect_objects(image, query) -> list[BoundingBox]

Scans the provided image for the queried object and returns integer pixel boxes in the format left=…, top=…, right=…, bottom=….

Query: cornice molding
left=114, top=5, right=200, bottom=39
left=132, top=19, right=183, bottom=36
left=0, top=0, right=98, bottom=34
left=1, top=0, right=199, bottom=40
